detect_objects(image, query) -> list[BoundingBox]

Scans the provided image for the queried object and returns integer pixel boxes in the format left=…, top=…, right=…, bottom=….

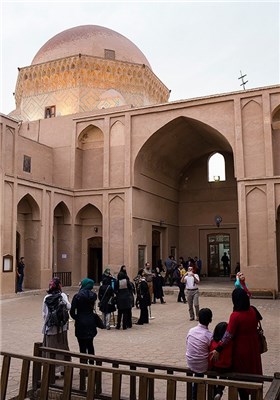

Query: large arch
left=74, top=204, right=103, bottom=284
left=133, top=116, right=238, bottom=277
left=17, top=194, right=41, bottom=289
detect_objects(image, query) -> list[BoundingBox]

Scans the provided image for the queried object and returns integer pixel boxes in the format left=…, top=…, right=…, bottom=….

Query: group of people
left=41, top=264, right=264, bottom=400
left=164, top=255, right=202, bottom=286
left=41, top=264, right=158, bottom=373
left=186, top=288, right=263, bottom=400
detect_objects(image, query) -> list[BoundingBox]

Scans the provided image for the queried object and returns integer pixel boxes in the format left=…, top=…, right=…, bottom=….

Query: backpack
left=45, top=293, right=69, bottom=331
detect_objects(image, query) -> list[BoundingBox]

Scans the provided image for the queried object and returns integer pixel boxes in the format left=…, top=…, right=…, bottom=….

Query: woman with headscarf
left=234, top=271, right=251, bottom=297
left=98, top=270, right=116, bottom=330
left=211, top=288, right=263, bottom=400
left=115, top=265, right=133, bottom=329
left=42, top=277, right=71, bottom=375
left=70, top=278, right=97, bottom=360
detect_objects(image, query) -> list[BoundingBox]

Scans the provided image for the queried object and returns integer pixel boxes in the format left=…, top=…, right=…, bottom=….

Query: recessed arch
left=54, top=201, right=71, bottom=225
left=17, top=193, right=40, bottom=220
left=77, top=124, right=104, bottom=150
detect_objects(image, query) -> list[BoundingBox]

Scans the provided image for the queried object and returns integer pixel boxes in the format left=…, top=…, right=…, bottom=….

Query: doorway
left=208, top=234, right=230, bottom=277
left=88, top=237, right=102, bottom=283
left=152, top=230, right=161, bottom=268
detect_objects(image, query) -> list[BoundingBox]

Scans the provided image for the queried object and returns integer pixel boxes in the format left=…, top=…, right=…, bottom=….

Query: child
left=209, top=322, right=233, bottom=400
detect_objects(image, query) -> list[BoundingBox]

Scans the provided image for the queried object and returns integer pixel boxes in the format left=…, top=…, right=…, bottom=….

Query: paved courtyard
left=0, top=281, right=279, bottom=398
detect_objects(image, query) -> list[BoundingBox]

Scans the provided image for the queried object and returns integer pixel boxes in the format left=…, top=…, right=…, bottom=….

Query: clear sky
left=0, top=1, right=279, bottom=115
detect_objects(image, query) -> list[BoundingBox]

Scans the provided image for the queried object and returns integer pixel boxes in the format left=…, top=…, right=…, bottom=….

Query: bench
left=251, top=289, right=277, bottom=300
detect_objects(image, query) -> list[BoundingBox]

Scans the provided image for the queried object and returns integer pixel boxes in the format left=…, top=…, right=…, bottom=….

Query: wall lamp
left=215, top=215, right=222, bottom=228
left=94, top=227, right=98, bottom=233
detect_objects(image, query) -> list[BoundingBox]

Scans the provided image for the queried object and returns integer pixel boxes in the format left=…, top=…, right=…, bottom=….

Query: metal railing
left=52, top=271, right=72, bottom=287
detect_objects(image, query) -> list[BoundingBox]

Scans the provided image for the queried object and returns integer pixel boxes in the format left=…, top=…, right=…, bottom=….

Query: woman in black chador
left=115, top=265, right=133, bottom=330
left=70, top=278, right=97, bottom=361
left=152, top=266, right=166, bottom=304
left=136, top=269, right=151, bottom=325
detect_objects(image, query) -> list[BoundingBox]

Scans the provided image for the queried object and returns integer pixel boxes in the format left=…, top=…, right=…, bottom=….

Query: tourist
left=152, top=266, right=165, bottom=304
left=211, top=288, right=263, bottom=400
left=17, top=257, right=25, bottom=292
left=98, top=271, right=116, bottom=330
left=186, top=308, right=213, bottom=400
left=70, top=278, right=97, bottom=361
left=115, top=265, right=133, bottom=330
left=42, top=277, right=71, bottom=375
left=234, top=272, right=251, bottom=297
left=136, top=269, right=151, bottom=325
left=182, top=265, right=200, bottom=321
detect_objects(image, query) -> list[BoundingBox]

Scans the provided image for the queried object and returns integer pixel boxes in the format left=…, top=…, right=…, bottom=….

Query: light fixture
left=215, top=215, right=222, bottom=228
left=94, top=227, right=98, bottom=233
left=213, top=175, right=220, bottom=182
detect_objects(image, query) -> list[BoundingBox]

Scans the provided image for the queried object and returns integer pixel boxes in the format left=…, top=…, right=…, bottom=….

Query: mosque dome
left=32, top=25, right=152, bottom=69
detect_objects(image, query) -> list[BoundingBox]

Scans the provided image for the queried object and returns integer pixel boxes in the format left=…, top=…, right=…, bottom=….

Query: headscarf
left=80, top=278, right=94, bottom=290
left=47, top=277, right=62, bottom=294
left=232, top=288, right=250, bottom=311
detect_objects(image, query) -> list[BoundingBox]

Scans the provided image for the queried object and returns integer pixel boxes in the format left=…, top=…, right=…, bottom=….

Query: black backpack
left=45, top=293, right=69, bottom=332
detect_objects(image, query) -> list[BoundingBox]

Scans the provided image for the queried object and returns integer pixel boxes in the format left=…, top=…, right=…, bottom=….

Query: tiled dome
left=32, top=25, right=152, bottom=69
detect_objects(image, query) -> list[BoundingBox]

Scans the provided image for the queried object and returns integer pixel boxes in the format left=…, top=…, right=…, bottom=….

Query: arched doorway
left=17, top=194, right=40, bottom=289
left=75, top=204, right=103, bottom=285
left=88, top=237, right=103, bottom=283
left=152, top=230, right=161, bottom=267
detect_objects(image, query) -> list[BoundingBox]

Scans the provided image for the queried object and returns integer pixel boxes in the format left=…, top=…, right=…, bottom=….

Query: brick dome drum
left=11, top=25, right=170, bottom=121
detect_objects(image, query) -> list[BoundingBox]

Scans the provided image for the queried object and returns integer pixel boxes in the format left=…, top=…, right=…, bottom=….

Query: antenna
left=238, top=70, right=248, bottom=90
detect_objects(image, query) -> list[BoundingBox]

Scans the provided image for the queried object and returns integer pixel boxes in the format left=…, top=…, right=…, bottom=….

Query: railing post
left=32, top=342, right=43, bottom=392
left=130, top=365, right=137, bottom=400
left=148, top=367, right=155, bottom=400
left=1, top=355, right=11, bottom=400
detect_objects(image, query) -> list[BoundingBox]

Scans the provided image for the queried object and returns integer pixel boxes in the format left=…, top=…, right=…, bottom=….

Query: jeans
left=77, top=338, right=95, bottom=364
left=17, top=274, right=24, bottom=292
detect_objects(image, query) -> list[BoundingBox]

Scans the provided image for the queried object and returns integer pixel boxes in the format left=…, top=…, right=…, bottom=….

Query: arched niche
left=53, top=202, right=72, bottom=276
left=76, top=125, right=104, bottom=189
left=17, top=194, right=41, bottom=289
left=272, top=105, right=280, bottom=175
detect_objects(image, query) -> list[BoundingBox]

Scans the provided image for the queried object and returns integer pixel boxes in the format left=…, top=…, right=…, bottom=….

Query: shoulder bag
left=257, top=320, right=268, bottom=354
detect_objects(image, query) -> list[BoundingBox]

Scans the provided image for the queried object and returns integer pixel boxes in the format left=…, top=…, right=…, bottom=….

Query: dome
left=32, top=25, right=152, bottom=69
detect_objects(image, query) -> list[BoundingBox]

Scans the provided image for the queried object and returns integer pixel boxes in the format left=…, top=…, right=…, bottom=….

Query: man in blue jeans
left=186, top=308, right=213, bottom=400
left=17, top=257, right=25, bottom=292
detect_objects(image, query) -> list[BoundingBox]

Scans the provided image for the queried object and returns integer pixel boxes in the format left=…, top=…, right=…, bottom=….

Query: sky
left=0, top=1, right=279, bottom=115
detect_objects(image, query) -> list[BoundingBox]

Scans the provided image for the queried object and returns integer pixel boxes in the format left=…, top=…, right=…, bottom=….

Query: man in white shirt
left=186, top=308, right=213, bottom=400
left=182, top=264, right=200, bottom=321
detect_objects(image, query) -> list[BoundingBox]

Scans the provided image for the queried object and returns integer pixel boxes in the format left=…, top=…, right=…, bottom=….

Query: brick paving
left=0, top=280, right=279, bottom=398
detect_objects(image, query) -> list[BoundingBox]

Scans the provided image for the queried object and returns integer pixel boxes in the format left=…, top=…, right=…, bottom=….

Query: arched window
left=208, top=153, right=226, bottom=182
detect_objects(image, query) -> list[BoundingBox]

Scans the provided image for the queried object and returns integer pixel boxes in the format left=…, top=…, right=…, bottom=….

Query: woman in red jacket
left=211, top=288, right=263, bottom=400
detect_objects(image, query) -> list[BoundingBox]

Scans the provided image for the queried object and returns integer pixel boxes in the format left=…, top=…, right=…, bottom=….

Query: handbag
left=93, top=312, right=105, bottom=329
left=257, top=321, right=268, bottom=354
